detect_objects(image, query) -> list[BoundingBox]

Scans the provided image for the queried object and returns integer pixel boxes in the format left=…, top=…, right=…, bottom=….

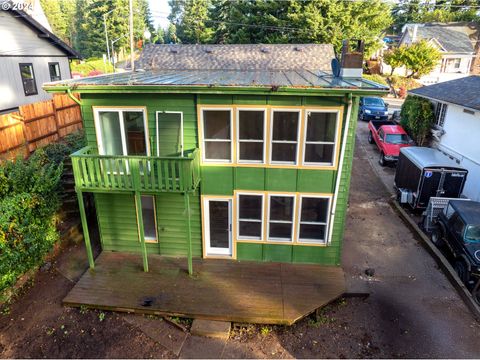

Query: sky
left=148, top=0, right=171, bottom=29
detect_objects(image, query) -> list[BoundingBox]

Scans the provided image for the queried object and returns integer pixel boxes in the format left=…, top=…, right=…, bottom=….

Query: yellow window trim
left=197, top=104, right=344, bottom=170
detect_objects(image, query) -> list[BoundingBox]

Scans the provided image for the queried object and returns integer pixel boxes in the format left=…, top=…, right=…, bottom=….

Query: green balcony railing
left=71, top=146, right=201, bottom=193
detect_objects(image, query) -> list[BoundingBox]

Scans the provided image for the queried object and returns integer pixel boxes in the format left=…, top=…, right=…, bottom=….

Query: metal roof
left=400, top=147, right=467, bottom=170
left=135, top=44, right=335, bottom=71
left=450, top=200, right=480, bottom=225
left=44, top=69, right=387, bottom=91
left=410, top=76, right=480, bottom=111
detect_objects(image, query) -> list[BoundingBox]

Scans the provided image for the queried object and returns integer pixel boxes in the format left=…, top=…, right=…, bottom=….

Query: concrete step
left=190, top=319, right=231, bottom=340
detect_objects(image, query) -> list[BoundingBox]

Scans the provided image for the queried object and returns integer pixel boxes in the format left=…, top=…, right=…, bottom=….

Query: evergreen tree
left=180, top=0, right=214, bottom=44
left=40, top=0, right=77, bottom=45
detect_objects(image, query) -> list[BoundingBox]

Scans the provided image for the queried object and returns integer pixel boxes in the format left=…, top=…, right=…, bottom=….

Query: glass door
left=205, top=199, right=232, bottom=256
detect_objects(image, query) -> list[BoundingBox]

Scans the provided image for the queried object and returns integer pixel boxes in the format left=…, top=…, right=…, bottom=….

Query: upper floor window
left=19, top=63, right=37, bottom=96
left=201, top=109, right=232, bottom=162
left=303, top=111, right=339, bottom=166
left=48, top=62, right=61, bottom=81
left=237, top=109, right=266, bottom=163
left=270, top=110, right=300, bottom=165
left=435, top=102, right=447, bottom=127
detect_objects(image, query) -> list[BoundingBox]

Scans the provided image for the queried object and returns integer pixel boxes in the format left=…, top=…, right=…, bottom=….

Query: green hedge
left=0, top=132, right=86, bottom=293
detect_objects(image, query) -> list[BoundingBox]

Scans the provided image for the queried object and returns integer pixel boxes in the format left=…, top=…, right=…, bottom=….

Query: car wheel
left=379, top=152, right=386, bottom=166
left=368, top=131, right=374, bottom=144
left=472, top=282, right=480, bottom=306
left=454, top=260, right=470, bottom=285
left=430, top=227, right=444, bottom=247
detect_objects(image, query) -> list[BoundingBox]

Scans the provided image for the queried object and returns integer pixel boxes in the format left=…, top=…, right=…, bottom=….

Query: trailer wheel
left=368, top=131, right=374, bottom=144
left=379, top=152, right=386, bottom=166
left=454, top=260, right=469, bottom=285
left=430, top=227, right=444, bottom=247
left=472, top=281, right=480, bottom=306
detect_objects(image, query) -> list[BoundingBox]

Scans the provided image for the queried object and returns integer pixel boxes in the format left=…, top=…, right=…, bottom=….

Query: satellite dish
left=331, top=58, right=341, bottom=77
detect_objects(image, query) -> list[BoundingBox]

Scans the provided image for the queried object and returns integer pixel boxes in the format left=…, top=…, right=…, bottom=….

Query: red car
left=367, top=120, right=414, bottom=166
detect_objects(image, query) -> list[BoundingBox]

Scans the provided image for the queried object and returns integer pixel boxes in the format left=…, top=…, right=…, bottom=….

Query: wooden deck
left=64, top=252, right=346, bottom=325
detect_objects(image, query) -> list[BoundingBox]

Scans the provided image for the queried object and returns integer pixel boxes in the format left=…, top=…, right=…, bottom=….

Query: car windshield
left=364, top=98, right=385, bottom=107
left=465, top=225, right=480, bottom=242
left=385, top=134, right=411, bottom=144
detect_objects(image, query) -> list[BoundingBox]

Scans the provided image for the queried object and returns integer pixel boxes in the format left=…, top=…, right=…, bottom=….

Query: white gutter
left=327, top=94, right=353, bottom=244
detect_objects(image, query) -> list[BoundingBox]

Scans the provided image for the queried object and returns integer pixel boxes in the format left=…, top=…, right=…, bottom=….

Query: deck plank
left=64, top=252, right=345, bottom=325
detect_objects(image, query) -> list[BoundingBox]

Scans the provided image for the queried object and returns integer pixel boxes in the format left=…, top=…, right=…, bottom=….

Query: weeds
left=260, top=326, right=271, bottom=336
left=79, top=305, right=88, bottom=314
left=98, top=312, right=105, bottom=322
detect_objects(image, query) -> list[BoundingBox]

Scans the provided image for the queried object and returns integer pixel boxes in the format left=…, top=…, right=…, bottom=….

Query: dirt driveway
left=0, top=131, right=479, bottom=358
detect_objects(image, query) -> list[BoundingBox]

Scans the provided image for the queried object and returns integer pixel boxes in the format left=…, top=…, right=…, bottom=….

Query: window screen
left=238, top=110, right=264, bottom=162
left=304, top=112, right=337, bottom=165
left=238, top=194, right=263, bottom=239
left=203, top=110, right=232, bottom=161
left=271, top=111, right=299, bottom=164
left=298, top=197, right=330, bottom=243
left=268, top=195, right=295, bottom=241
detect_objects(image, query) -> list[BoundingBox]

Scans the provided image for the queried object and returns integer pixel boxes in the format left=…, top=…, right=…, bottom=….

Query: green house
left=44, top=42, right=387, bottom=274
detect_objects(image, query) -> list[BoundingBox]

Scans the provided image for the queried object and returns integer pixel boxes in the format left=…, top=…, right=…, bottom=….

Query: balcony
left=71, top=146, right=200, bottom=193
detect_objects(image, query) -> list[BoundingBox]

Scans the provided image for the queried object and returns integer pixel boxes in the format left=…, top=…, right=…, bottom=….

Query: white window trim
left=93, top=107, right=150, bottom=157
left=266, top=193, right=296, bottom=242
left=302, top=109, right=340, bottom=167
left=203, top=197, right=233, bottom=256
left=236, top=108, right=267, bottom=164
left=236, top=192, right=264, bottom=241
left=200, top=107, right=233, bottom=163
left=269, top=108, right=301, bottom=165
left=156, top=111, right=184, bottom=157
left=297, top=194, right=332, bottom=244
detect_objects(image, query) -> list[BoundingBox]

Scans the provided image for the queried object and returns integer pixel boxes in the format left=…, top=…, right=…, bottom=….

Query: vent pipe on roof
left=339, top=39, right=364, bottom=78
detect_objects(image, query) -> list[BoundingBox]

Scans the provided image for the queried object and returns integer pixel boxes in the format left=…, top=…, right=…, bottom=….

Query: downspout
left=67, top=88, right=82, bottom=106
left=327, top=93, right=353, bottom=244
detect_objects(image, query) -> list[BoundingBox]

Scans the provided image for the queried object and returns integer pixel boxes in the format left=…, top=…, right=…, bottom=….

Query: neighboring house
left=410, top=76, right=480, bottom=202
left=0, top=7, right=80, bottom=113
left=382, top=23, right=479, bottom=85
left=43, top=42, right=387, bottom=274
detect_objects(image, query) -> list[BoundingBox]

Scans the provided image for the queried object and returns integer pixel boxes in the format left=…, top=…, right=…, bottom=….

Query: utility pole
left=129, top=0, right=134, bottom=71
left=103, top=9, right=115, bottom=65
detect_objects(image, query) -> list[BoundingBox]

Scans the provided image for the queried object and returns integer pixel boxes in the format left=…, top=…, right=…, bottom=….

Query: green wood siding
left=95, top=192, right=202, bottom=257
left=80, top=92, right=359, bottom=266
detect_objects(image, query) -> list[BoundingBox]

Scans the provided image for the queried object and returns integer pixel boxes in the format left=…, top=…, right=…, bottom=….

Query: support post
left=76, top=189, right=94, bottom=269
left=184, top=192, right=193, bottom=275
left=135, top=191, right=149, bottom=272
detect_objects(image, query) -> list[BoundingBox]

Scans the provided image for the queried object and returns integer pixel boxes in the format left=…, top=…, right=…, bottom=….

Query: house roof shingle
left=135, top=44, right=335, bottom=71
left=405, top=25, right=475, bottom=53
left=410, top=75, right=480, bottom=110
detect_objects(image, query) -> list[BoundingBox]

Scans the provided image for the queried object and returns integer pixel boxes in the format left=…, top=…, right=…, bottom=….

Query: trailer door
left=442, top=170, right=468, bottom=198
left=417, top=169, right=442, bottom=208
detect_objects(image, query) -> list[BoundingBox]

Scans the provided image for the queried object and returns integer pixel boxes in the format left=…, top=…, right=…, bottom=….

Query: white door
left=204, top=199, right=232, bottom=256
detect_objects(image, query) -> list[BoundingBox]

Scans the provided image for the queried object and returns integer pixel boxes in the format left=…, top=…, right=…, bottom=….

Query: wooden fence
left=0, top=94, right=83, bottom=159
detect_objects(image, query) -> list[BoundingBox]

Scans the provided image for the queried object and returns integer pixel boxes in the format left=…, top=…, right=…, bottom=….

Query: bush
left=363, top=74, right=388, bottom=86
left=0, top=131, right=86, bottom=293
left=71, top=58, right=114, bottom=77
left=400, top=95, right=435, bottom=146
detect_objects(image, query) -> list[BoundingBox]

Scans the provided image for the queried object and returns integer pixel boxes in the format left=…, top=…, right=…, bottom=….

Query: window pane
left=239, top=111, right=264, bottom=140
left=272, top=112, right=299, bottom=141
left=239, top=195, right=262, bottom=219
left=124, top=111, right=147, bottom=155
left=269, top=223, right=292, bottom=239
left=300, top=224, right=326, bottom=241
left=141, top=196, right=156, bottom=240
left=20, top=64, right=33, bottom=79
left=301, top=197, right=329, bottom=223
left=239, top=142, right=263, bottom=161
left=20, top=64, right=37, bottom=95
left=239, top=221, right=262, bottom=238
left=306, top=112, right=337, bottom=142
left=270, top=196, right=294, bottom=221
left=204, top=110, right=230, bottom=139
left=304, top=144, right=334, bottom=163
left=209, top=201, right=229, bottom=248
left=49, top=63, right=61, bottom=81
left=272, top=143, right=297, bottom=163
left=99, top=111, right=123, bottom=155
left=205, top=141, right=231, bottom=160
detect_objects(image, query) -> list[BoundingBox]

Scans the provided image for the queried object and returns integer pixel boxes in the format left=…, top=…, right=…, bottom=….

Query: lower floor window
left=268, top=195, right=295, bottom=242
left=298, top=196, right=330, bottom=243
left=140, top=195, right=157, bottom=242
left=238, top=194, right=263, bottom=240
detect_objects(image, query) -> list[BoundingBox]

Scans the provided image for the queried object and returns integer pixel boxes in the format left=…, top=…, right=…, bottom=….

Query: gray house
left=0, top=7, right=80, bottom=113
